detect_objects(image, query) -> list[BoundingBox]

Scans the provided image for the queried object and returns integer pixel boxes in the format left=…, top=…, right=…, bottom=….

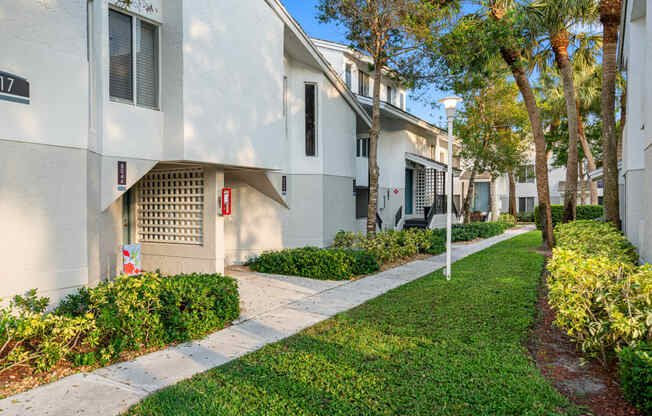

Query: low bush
left=619, top=343, right=652, bottom=414
left=252, top=222, right=509, bottom=279
left=249, top=247, right=379, bottom=280
left=1, top=273, right=240, bottom=375
left=516, top=212, right=535, bottom=223
left=547, top=221, right=651, bottom=362
left=535, top=204, right=604, bottom=230
left=498, top=213, right=517, bottom=228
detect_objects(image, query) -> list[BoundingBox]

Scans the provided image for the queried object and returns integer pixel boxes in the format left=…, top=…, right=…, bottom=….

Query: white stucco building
left=615, top=0, right=652, bottom=263
left=0, top=0, right=459, bottom=303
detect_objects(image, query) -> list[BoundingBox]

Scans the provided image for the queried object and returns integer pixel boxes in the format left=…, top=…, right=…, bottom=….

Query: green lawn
left=128, top=232, right=577, bottom=416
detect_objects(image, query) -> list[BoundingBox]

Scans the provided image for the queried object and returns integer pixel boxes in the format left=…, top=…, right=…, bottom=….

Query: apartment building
left=615, top=0, right=652, bottom=263
left=0, top=0, right=461, bottom=303
left=313, top=39, right=462, bottom=232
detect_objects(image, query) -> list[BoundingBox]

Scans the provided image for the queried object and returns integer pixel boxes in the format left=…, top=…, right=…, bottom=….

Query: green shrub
left=516, top=212, right=535, bottom=223
left=619, top=343, right=652, bottom=414
left=535, top=204, right=604, bottom=230
left=498, top=213, right=517, bottom=228
left=250, top=247, right=379, bottom=280
left=0, top=294, right=99, bottom=374
left=548, top=221, right=651, bottom=361
left=555, top=220, right=638, bottom=265
left=332, top=230, right=356, bottom=249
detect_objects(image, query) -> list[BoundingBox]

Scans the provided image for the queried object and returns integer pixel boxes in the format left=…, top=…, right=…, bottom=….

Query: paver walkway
left=0, top=225, right=535, bottom=416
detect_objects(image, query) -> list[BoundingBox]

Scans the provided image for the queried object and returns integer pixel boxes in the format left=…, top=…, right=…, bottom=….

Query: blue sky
left=282, top=0, right=452, bottom=128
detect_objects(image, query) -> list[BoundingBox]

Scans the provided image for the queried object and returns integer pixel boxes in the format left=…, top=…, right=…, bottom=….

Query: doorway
left=405, top=169, right=414, bottom=215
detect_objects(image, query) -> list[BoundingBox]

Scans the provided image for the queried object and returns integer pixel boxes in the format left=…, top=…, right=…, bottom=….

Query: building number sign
left=0, top=71, right=30, bottom=104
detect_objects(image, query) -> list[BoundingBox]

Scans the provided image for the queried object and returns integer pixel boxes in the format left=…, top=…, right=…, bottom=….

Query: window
left=137, top=167, right=205, bottom=245
left=356, top=137, right=369, bottom=158
left=109, top=9, right=159, bottom=108
left=305, top=84, right=317, bottom=156
left=345, top=63, right=352, bottom=88
left=386, top=85, right=392, bottom=104
left=358, top=70, right=369, bottom=96
left=517, top=165, right=535, bottom=183
left=283, top=76, right=288, bottom=137
left=519, top=197, right=535, bottom=213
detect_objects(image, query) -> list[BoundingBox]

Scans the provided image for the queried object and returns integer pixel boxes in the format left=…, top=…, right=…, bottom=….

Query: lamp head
left=439, top=96, right=462, bottom=119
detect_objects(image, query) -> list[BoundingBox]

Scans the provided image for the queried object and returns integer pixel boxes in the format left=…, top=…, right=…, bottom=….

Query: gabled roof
left=264, top=0, right=372, bottom=129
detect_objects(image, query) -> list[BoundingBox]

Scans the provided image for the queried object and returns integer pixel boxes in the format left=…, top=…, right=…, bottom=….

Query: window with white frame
left=519, top=196, right=535, bottom=213
left=357, top=137, right=369, bottom=158
left=136, top=167, right=205, bottom=245
left=358, top=70, right=369, bottom=96
left=386, top=85, right=393, bottom=104
left=305, top=83, right=317, bottom=156
left=517, top=164, right=535, bottom=183
left=345, top=63, right=352, bottom=88
left=109, top=9, right=159, bottom=108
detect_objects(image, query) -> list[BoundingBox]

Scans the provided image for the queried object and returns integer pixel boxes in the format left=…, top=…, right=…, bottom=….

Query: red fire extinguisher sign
left=222, top=188, right=232, bottom=216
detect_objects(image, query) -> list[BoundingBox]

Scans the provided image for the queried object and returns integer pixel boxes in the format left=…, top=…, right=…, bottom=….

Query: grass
left=127, top=232, right=577, bottom=416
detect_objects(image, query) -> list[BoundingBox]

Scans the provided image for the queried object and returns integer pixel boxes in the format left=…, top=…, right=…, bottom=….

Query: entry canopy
left=405, top=153, right=462, bottom=176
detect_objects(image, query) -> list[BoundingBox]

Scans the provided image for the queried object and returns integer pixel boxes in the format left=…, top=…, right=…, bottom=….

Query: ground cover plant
left=547, top=220, right=652, bottom=412
left=248, top=220, right=516, bottom=280
left=128, top=232, right=579, bottom=416
left=0, top=273, right=239, bottom=382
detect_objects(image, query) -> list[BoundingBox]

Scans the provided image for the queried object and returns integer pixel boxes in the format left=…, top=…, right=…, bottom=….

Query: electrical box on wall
left=221, top=188, right=232, bottom=216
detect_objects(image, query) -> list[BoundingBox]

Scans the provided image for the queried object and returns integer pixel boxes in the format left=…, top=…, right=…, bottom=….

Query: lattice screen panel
left=425, top=169, right=436, bottom=207
left=415, top=169, right=426, bottom=217
left=137, top=167, right=205, bottom=245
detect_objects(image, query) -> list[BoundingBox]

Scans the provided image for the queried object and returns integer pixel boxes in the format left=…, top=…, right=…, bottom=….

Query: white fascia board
left=264, top=0, right=372, bottom=129
left=357, top=95, right=449, bottom=136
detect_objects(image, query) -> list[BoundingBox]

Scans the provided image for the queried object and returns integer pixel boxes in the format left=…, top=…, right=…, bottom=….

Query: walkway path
left=0, top=226, right=535, bottom=416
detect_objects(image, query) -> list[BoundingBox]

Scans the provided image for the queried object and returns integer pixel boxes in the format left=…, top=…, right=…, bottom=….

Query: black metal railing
left=395, top=206, right=403, bottom=228
left=376, top=212, right=383, bottom=230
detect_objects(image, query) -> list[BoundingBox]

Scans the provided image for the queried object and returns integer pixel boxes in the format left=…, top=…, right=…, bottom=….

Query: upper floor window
left=517, top=164, right=536, bottom=183
left=345, top=64, right=352, bottom=89
left=305, top=84, right=317, bottom=156
left=358, top=70, right=369, bottom=97
left=109, top=9, right=159, bottom=109
left=386, top=85, right=393, bottom=104
left=357, top=137, right=369, bottom=158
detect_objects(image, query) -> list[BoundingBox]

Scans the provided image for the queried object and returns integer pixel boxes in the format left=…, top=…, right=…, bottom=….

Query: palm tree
left=526, top=0, right=599, bottom=222
left=600, top=0, right=622, bottom=228
left=488, top=0, right=555, bottom=248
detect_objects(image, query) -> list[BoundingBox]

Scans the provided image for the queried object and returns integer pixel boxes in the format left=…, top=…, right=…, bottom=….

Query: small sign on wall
left=117, top=161, right=127, bottom=191
left=0, top=71, right=30, bottom=105
left=122, top=244, right=142, bottom=276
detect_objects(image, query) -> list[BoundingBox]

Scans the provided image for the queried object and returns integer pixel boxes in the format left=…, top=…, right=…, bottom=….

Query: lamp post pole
left=439, top=97, right=461, bottom=281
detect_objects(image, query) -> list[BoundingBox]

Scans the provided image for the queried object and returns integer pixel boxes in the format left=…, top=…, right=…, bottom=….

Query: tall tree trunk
left=489, top=175, right=498, bottom=221
left=500, top=48, right=554, bottom=248
left=601, top=0, right=622, bottom=228
left=552, top=30, right=579, bottom=223
left=508, top=170, right=517, bottom=216
left=579, top=160, right=586, bottom=205
left=462, top=161, right=479, bottom=224
left=577, top=102, right=599, bottom=204
left=366, top=54, right=384, bottom=236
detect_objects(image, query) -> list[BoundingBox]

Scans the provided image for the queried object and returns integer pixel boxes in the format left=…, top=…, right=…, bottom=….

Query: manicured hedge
left=534, top=204, right=603, bottom=230
left=254, top=221, right=514, bottom=279
left=618, top=343, right=652, bottom=414
left=249, top=247, right=379, bottom=280
left=1, top=273, right=239, bottom=375
left=547, top=220, right=651, bottom=413
left=516, top=212, right=535, bottom=223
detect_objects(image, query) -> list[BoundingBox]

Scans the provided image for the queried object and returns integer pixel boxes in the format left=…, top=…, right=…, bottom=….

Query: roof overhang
left=406, top=152, right=462, bottom=176
left=588, top=160, right=624, bottom=180
left=264, top=0, right=372, bottom=130
left=357, top=95, right=448, bottom=137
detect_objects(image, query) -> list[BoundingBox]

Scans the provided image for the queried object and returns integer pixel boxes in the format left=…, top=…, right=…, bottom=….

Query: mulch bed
left=527, top=264, right=642, bottom=416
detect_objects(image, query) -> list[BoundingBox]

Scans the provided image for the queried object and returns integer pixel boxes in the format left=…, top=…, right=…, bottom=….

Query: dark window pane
left=109, top=10, right=133, bottom=101
left=137, top=20, right=158, bottom=108
left=358, top=70, right=364, bottom=95
left=305, top=84, right=316, bottom=156
left=356, top=138, right=361, bottom=157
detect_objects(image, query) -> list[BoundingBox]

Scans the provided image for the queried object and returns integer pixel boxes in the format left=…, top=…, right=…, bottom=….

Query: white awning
left=405, top=153, right=462, bottom=176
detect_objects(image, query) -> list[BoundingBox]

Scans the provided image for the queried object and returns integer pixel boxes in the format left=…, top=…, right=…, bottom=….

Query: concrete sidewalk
left=0, top=226, right=535, bottom=416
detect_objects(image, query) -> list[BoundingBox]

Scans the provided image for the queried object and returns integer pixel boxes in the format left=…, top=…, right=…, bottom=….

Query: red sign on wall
left=222, top=188, right=232, bottom=216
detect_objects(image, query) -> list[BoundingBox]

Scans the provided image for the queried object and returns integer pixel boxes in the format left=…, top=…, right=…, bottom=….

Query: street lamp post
left=438, top=97, right=462, bottom=281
